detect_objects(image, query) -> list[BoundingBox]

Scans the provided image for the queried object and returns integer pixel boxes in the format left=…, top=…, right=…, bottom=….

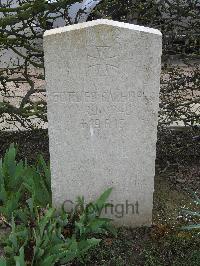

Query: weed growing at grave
left=0, top=144, right=51, bottom=219
left=0, top=145, right=115, bottom=265
left=181, top=190, right=200, bottom=231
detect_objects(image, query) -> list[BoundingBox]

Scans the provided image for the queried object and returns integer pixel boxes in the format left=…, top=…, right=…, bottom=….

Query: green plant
left=22, top=154, right=51, bottom=207
left=3, top=192, right=114, bottom=265
left=4, top=203, right=101, bottom=265
left=0, top=144, right=51, bottom=220
left=74, top=188, right=116, bottom=239
left=181, top=191, right=200, bottom=230
left=0, top=144, right=115, bottom=265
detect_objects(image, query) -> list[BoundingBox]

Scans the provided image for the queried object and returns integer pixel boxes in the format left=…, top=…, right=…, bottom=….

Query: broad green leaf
left=0, top=257, right=7, bottom=266
left=0, top=185, right=7, bottom=203
left=40, top=254, right=56, bottom=266
left=59, top=238, right=78, bottom=264
left=13, top=209, right=28, bottom=224
left=4, top=144, right=16, bottom=179
left=87, top=218, right=109, bottom=232
left=75, top=221, right=85, bottom=236
left=104, top=222, right=117, bottom=236
left=78, top=238, right=101, bottom=256
left=0, top=159, right=4, bottom=187
left=95, top=188, right=113, bottom=212
left=38, top=208, right=55, bottom=236
left=14, top=247, right=25, bottom=266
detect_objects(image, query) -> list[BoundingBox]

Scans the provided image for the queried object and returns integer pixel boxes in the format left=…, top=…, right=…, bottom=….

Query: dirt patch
left=0, top=129, right=49, bottom=164
left=1, top=128, right=199, bottom=190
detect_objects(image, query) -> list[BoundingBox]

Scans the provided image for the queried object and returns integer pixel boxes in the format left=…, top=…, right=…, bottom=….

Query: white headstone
left=44, top=19, right=162, bottom=227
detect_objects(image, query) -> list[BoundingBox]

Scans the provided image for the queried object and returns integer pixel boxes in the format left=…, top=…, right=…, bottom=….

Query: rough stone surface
left=44, top=19, right=162, bottom=227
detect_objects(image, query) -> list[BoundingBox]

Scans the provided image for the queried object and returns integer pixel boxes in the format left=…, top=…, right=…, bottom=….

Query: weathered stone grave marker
left=44, top=19, right=162, bottom=227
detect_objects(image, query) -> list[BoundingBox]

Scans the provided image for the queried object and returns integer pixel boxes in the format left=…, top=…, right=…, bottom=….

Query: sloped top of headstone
left=44, top=19, right=162, bottom=37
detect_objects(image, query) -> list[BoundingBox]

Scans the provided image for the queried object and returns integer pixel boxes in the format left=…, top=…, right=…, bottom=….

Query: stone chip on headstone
left=43, top=19, right=162, bottom=227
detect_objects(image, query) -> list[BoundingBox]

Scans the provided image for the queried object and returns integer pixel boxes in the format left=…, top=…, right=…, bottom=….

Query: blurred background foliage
left=0, top=0, right=199, bottom=130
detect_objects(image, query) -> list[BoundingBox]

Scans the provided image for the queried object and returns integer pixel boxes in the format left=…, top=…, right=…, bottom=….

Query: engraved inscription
left=87, top=46, right=119, bottom=76
left=80, top=118, right=126, bottom=129
left=86, top=45, right=128, bottom=81
left=86, top=103, right=134, bottom=116
left=48, top=89, right=144, bottom=103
